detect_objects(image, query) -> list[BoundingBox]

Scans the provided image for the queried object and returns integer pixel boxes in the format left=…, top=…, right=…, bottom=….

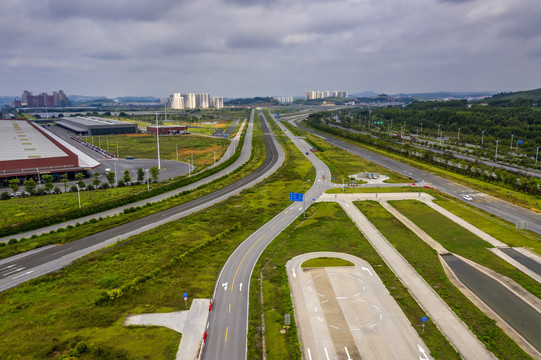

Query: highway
left=0, top=110, right=281, bottom=292
left=288, top=114, right=541, bottom=235
left=203, top=112, right=334, bottom=359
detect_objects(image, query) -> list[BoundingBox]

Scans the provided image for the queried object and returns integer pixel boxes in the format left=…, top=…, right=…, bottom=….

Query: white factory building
left=305, top=90, right=348, bottom=100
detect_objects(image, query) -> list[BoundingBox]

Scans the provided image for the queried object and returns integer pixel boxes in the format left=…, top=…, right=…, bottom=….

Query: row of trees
left=2, top=167, right=160, bottom=200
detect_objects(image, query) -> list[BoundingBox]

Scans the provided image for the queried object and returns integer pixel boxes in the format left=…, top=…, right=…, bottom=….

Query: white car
left=463, top=194, right=473, bottom=201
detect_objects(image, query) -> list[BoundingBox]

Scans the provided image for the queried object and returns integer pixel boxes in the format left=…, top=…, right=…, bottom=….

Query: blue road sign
left=183, top=292, right=188, bottom=298
left=422, top=316, right=427, bottom=322
left=518, top=140, right=523, bottom=145
left=289, top=192, right=303, bottom=202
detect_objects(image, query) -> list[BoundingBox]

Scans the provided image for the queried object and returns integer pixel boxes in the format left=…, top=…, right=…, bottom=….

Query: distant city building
left=21, top=90, right=68, bottom=107
left=169, top=92, right=223, bottom=109
left=305, top=90, right=348, bottom=100
left=274, top=96, right=293, bottom=104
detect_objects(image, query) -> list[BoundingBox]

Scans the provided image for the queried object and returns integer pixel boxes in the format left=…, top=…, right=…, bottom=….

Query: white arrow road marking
left=418, top=344, right=429, bottom=360
left=239, top=283, right=242, bottom=292
left=222, top=282, right=228, bottom=291
left=361, top=266, right=372, bottom=276
left=307, top=348, right=312, bottom=360
left=292, top=268, right=296, bottom=278
left=345, top=347, right=352, bottom=360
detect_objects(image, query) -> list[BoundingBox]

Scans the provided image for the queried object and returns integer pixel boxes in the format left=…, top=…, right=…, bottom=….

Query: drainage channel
left=441, top=253, right=541, bottom=353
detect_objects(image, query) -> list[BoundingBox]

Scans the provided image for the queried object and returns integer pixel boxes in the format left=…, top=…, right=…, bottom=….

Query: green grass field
left=389, top=200, right=541, bottom=300
left=248, top=202, right=459, bottom=360
left=355, top=200, right=532, bottom=359
left=301, top=257, right=353, bottom=267
left=281, top=120, right=409, bottom=184
left=0, top=112, right=315, bottom=359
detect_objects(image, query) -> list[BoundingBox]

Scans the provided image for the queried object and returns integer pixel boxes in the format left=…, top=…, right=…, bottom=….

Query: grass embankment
left=281, top=120, right=409, bottom=184
left=301, top=257, right=353, bottom=267
left=389, top=200, right=541, bottom=299
left=434, top=199, right=541, bottom=254
left=0, top=111, right=313, bottom=358
left=356, top=200, right=532, bottom=359
left=248, top=202, right=459, bottom=360
left=302, top=120, right=541, bottom=211
left=325, top=186, right=434, bottom=194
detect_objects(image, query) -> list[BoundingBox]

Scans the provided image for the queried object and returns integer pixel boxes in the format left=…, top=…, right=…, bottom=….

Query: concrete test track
left=287, top=252, right=432, bottom=360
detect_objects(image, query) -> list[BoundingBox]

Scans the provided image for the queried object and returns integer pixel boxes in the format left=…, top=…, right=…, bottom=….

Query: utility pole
left=156, top=112, right=161, bottom=169
left=457, top=127, right=460, bottom=140
left=191, top=151, right=193, bottom=172
left=116, top=143, right=119, bottom=158
left=213, top=151, right=216, bottom=164
left=510, top=134, right=514, bottom=150
left=176, top=144, right=179, bottom=162
left=481, top=130, right=485, bottom=145
left=420, top=123, right=423, bottom=132
left=495, top=140, right=500, bottom=160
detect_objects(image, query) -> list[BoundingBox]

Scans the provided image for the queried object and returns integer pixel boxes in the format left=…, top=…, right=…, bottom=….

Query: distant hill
left=224, top=97, right=279, bottom=106
left=490, top=88, right=541, bottom=102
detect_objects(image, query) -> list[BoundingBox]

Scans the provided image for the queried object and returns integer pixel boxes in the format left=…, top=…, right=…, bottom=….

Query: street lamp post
left=536, top=146, right=540, bottom=166
left=213, top=151, right=216, bottom=164
left=74, top=183, right=81, bottom=208
left=495, top=140, right=500, bottom=160
left=145, top=168, right=149, bottom=191
left=420, top=123, right=423, bottom=132
left=116, top=143, right=119, bottom=158
left=481, top=130, right=485, bottom=145
left=176, top=144, right=179, bottom=162
left=36, top=167, right=41, bottom=188
left=156, top=112, right=161, bottom=169
left=457, top=127, right=460, bottom=140
left=510, top=134, right=514, bottom=150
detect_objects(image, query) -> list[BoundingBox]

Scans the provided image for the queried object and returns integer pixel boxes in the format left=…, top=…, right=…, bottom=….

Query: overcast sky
left=1, top=0, right=540, bottom=98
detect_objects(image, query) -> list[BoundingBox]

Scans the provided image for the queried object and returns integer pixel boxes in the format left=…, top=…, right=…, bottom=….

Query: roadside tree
left=149, top=166, right=160, bottom=182
left=42, top=174, right=54, bottom=193
left=137, top=168, right=145, bottom=183
left=8, top=179, right=19, bottom=194
left=106, top=171, right=115, bottom=186
left=61, top=173, right=69, bottom=192
left=24, top=178, right=37, bottom=195
left=123, top=169, right=131, bottom=184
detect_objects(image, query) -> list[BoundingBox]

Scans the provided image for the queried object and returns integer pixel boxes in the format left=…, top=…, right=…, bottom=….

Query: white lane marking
left=314, top=307, right=318, bottom=313
left=307, top=286, right=313, bottom=292
left=373, top=305, right=380, bottom=311
left=321, top=300, right=328, bottom=304
left=239, top=283, right=243, bottom=292
left=329, top=325, right=339, bottom=329
left=324, top=347, right=330, bottom=360
left=314, top=274, right=321, bottom=278
left=3, top=266, right=25, bottom=276
left=317, top=293, right=326, bottom=297
left=292, top=268, right=296, bottom=278
left=207, top=322, right=209, bottom=329
left=298, top=207, right=302, bottom=211
left=336, top=296, right=347, bottom=300
left=12, top=270, right=34, bottom=279
left=222, top=282, right=228, bottom=291
left=361, top=266, right=372, bottom=276
left=344, top=203, right=350, bottom=207
left=354, top=292, right=361, bottom=297
left=317, top=316, right=323, bottom=322
left=369, top=323, right=377, bottom=328
left=350, top=328, right=360, bottom=331
left=363, top=285, right=366, bottom=291
left=345, top=347, right=352, bottom=360
left=0, top=264, right=16, bottom=271
left=418, top=344, right=429, bottom=360
left=307, top=348, right=312, bottom=360
left=379, top=314, right=383, bottom=321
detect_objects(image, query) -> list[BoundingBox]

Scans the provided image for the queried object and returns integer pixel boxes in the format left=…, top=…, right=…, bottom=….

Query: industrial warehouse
left=0, top=119, right=99, bottom=184
left=55, top=116, right=138, bottom=136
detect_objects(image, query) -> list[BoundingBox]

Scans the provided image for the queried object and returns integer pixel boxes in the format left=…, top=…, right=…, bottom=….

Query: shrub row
left=0, top=132, right=246, bottom=238
left=95, top=223, right=241, bottom=306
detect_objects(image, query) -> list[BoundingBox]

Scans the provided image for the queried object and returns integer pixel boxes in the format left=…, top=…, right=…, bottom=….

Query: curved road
left=289, top=114, right=541, bottom=235
left=203, top=112, right=333, bottom=359
left=0, top=111, right=279, bottom=292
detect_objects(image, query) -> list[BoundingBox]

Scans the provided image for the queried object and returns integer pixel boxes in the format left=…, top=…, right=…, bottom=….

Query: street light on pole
left=212, top=151, right=216, bottom=164
left=481, top=130, right=485, bottom=145
left=176, top=144, right=179, bottom=162
left=156, top=112, right=161, bottom=170
left=510, top=134, right=514, bottom=150
left=74, top=183, right=81, bottom=208
left=495, top=140, right=500, bottom=160
left=36, top=167, right=41, bottom=188
left=145, top=168, right=150, bottom=191
left=536, top=146, right=540, bottom=166
left=457, top=127, right=460, bottom=140
left=420, top=123, right=423, bottom=132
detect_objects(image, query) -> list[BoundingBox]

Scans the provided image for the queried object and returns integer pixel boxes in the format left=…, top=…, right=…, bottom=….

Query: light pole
left=536, top=146, right=540, bottom=166
left=457, top=127, right=460, bottom=140
left=145, top=168, right=150, bottom=191
left=437, top=124, right=440, bottom=140
left=114, top=162, right=117, bottom=187
left=481, top=130, right=485, bottom=145
left=107, top=138, right=109, bottom=152
left=420, top=123, right=423, bottom=132
left=116, top=143, right=119, bottom=158
left=510, top=134, right=514, bottom=150
left=156, top=112, right=161, bottom=169
left=98, top=136, right=101, bottom=148
left=176, top=144, right=179, bottom=162
left=36, top=167, right=41, bottom=188
left=495, top=140, right=500, bottom=160
left=74, top=183, right=81, bottom=208
left=190, top=151, right=193, bottom=172
left=212, top=151, right=216, bottom=164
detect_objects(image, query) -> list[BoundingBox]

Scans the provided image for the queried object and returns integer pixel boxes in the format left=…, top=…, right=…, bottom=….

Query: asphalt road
left=290, top=116, right=541, bottom=235
left=202, top=112, right=334, bottom=360
left=0, top=110, right=278, bottom=292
